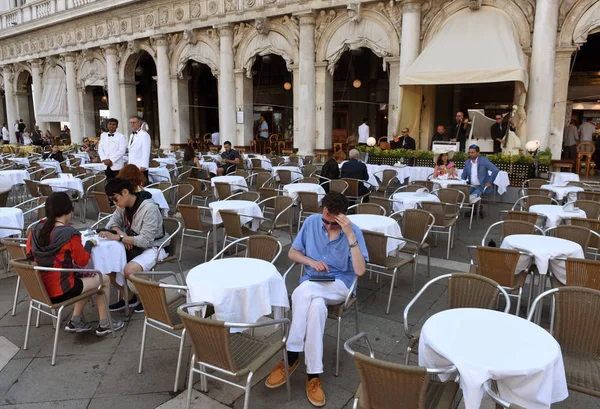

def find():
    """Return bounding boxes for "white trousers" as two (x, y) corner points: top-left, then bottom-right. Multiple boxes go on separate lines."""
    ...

(287, 279), (348, 374)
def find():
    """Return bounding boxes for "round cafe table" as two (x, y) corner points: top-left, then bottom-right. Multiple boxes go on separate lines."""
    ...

(0, 169), (30, 185)
(40, 177), (84, 198)
(144, 187), (169, 216)
(148, 166), (171, 183)
(272, 166), (302, 182)
(529, 204), (586, 229)
(0, 207), (24, 238)
(80, 163), (108, 173)
(549, 172), (579, 187)
(38, 160), (62, 174)
(390, 192), (439, 213)
(7, 157), (30, 167)
(540, 184), (583, 202)
(199, 160), (218, 175)
(72, 152), (90, 165)
(409, 167), (434, 182)
(210, 175), (248, 199)
(282, 183), (325, 205)
(80, 233), (127, 286)
(208, 199), (263, 251)
(419, 308), (568, 409)
(432, 178), (466, 189)
(347, 214), (404, 253)
(186, 257), (289, 327)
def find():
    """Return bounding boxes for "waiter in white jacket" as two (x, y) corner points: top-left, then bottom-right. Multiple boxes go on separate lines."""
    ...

(127, 116), (151, 181)
(98, 118), (127, 179)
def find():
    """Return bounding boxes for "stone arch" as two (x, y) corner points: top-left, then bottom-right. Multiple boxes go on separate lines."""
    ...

(235, 19), (299, 78)
(560, 0), (600, 46)
(12, 63), (32, 91)
(422, 0), (531, 50)
(76, 50), (107, 88)
(315, 8), (400, 75)
(170, 32), (220, 77)
(118, 41), (158, 82)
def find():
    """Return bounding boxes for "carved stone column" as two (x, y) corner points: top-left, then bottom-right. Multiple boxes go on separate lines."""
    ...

(398, 1), (422, 136)
(216, 25), (237, 146)
(296, 12), (317, 155)
(550, 47), (577, 158)
(235, 68), (253, 147)
(3, 66), (18, 143)
(315, 63), (333, 150)
(387, 57), (400, 138)
(172, 75), (190, 145)
(80, 86), (96, 138)
(526, 0), (559, 155)
(64, 53), (83, 144)
(153, 35), (175, 149)
(103, 45), (123, 128)
(30, 60), (47, 131)
(119, 80), (137, 133)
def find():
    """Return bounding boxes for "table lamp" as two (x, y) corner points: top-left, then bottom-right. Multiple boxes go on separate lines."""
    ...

(367, 137), (376, 147)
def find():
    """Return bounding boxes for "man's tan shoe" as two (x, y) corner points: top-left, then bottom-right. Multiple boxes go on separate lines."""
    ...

(265, 359), (299, 388)
(306, 376), (326, 407)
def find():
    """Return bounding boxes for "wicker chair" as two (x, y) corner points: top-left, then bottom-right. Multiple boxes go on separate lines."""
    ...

(345, 332), (460, 409)
(271, 156), (284, 166)
(1, 237), (27, 316)
(151, 217), (184, 282)
(187, 178), (213, 206)
(411, 180), (435, 191)
(573, 199), (600, 219)
(25, 179), (40, 198)
(277, 169), (302, 186)
(483, 380), (526, 409)
(250, 158), (265, 171)
(522, 178), (549, 189)
(418, 201), (459, 259)
(178, 302), (291, 409)
(129, 272), (188, 392)
(302, 165), (318, 178)
(304, 155), (314, 165)
(211, 235), (282, 263)
(224, 191), (261, 202)
(362, 230), (423, 313)
(177, 204), (214, 263)
(576, 190), (600, 201)
(214, 182), (247, 200)
(511, 195), (559, 211)
(454, 184), (482, 230)
(545, 224), (596, 254)
(373, 169), (400, 197)
(570, 217), (600, 257)
(527, 287), (600, 398)
(38, 183), (54, 197)
(342, 178), (372, 203)
(297, 191), (321, 232)
(348, 203), (386, 215)
(391, 209), (434, 278)
(91, 191), (115, 220)
(257, 195), (294, 241)
(10, 259), (115, 366)
(300, 176), (320, 184)
(219, 209), (272, 249)
(558, 257), (600, 290)
(481, 220), (544, 246)
(161, 183), (194, 214)
(404, 273), (510, 364)
(393, 184), (430, 194)
(320, 179), (349, 195)
(505, 210), (542, 225)
(283, 262), (358, 377)
(432, 188), (465, 207)
(369, 196), (393, 216)
(254, 171), (275, 190)
(518, 187), (554, 198)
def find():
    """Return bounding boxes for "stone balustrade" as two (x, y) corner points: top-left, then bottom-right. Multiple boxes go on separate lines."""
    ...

(0, 0), (98, 30)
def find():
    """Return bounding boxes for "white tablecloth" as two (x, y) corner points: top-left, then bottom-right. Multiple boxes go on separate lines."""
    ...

(409, 167), (434, 182)
(347, 214), (404, 253)
(540, 184), (583, 202)
(432, 178), (466, 189)
(7, 157), (29, 167)
(80, 163), (107, 173)
(210, 175), (248, 199)
(201, 153), (222, 163)
(38, 160), (62, 174)
(0, 170), (30, 185)
(500, 234), (584, 283)
(199, 161), (218, 175)
(550, 172), (579, 187)
(529, 204), (587, 229)
(73, 152), (90, 164)
(419, 308), (568, 409)
(272, 166), (302, 182)
(282, 183), (325, 205)
(209, 200), (263, 229)
(456, 169), (510, 195)
(80, 233), (127, 286)
(148, 166), (171, 183)
(154, 157), (177, 166)
(41, 177), (85, 198)
(246, 157), (273, 170)
(281, 156), (304, 167)
(390, 192), (440, 213)
(0, 207), (24, 238)
(145, 188), (169, 216)
(186, 258), (289, 325)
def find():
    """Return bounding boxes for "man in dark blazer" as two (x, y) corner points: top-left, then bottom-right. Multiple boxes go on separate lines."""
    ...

(461, 144), (499, 218)
(490, 114), (516, 153)
(341, 149), (370, 202)
(449, 111), (468, 151)
(398, 128), (416, 150)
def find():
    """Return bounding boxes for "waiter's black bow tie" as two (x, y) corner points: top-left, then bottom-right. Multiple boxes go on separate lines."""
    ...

(108, 134), (114, 137)
(132, 131), (137, 135)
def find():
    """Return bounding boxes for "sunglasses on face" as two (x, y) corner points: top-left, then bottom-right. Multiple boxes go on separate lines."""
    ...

(322, 218), (339, 227)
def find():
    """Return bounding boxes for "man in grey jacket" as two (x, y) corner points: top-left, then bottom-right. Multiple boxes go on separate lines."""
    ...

(99, 178), (168, 313)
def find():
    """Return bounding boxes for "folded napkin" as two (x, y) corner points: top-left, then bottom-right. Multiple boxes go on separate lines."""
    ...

(563, 202), (574, 211)
(416, 188), (427, 194)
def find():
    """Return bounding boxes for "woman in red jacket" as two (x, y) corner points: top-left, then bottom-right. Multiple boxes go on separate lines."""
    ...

(27, 192), (124, 336)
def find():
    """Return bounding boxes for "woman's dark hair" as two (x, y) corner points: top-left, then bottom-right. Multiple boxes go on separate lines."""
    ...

(117, 164), (146, 189)
(436, 153), (448, 166)
(105, 178), (134, 197)
(183, 146), (196, 161)
(37, 193), (74, 247)
(321, 192), (349, 215)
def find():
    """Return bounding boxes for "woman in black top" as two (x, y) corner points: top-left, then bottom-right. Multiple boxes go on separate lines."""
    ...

(42, 145), (65, 162)
(320, 150), (346, 191)
(182, 145), (204, 178)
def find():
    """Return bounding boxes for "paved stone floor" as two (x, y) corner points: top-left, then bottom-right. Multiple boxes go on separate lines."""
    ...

(0, 189), (598, 408)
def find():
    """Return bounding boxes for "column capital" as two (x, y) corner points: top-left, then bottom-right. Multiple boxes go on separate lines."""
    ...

(294, 10), (316, 25)
(151, 35), (169, 47)
(63, 53), (77, 63)
(102, 44), (119, 56)
(29, 59), (44, 68)
(402, 1), (422, 13)
(214, 24), (233, 37)
(556, 46), (577, 57)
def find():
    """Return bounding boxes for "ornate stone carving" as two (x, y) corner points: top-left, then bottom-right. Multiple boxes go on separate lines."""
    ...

(40, 38), (46, 50)
(255, 17), (270, 35)
(183, 29), (197, 45)
(45, 56), (57, 68)
(347, 2), (361, 23)
(518, 1), (535, 27)
(56, 34), (64, 47)
(23, 43), (29, 53)
(159, 9), (169, 25)
(174, 8), (184, 21)
(120, 19), (129, 33)
(145, 14), (155, 27)
(264, 0), (276, 4)
(66, 31), (73, 44)
(315, 10), (336, 44)
(107, 19), (117, 36)
(206, 28), (220, 47)
(85, 26), (94, 41)
(128, 40), (140, 54)
(31, 39), (38, 53)
(96, 24), (105, 38)
(245, 0), (256, 8)
(233, 22), (252, 52)
(207, 1), (218, 15)
(133, 16), (142, 31)
(559, 0), (578, 28)
(468, 0), (482, 11)
(421, 0), (453, 35)
(78, 56), (106, 88)
(280, 15), (299, 45)
(167, 32), (182, 58)
(191, 3), (201, 18)
(377, 1), (401, 35)
(76, 28), (84, 43)
(225, 0), (237, 13)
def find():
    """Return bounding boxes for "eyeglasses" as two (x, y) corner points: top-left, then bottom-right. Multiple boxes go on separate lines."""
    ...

(322, 218), (339, 227)
(401, 131), (408, 133)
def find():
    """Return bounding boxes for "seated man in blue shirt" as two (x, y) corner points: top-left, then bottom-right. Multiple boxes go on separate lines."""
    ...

(265, 192), (368, 407)
(460, 144), (499, 218)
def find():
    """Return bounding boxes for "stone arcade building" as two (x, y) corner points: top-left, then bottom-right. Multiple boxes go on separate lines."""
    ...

(0, 0), (599, 158)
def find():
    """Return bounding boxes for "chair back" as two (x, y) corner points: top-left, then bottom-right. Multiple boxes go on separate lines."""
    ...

(548, 225), (591, 253)
(501, 220), (537, 238)
(162, 217), (181, 257)
(576, 190), (600, 201)
(412, 180), (434, 191)
(247, 235), (281, 263)
(447, 273), (501, 310)
(507, 211), (538, 225)
(418, 202), (447, 227)
(0, 189), (9, 207)
(1, 238), (27, 260)
(178, 204), (206, 231)
(176, 183), (194, 205)
(10, 259), (53, 306)
(520, 188), (553, 198)
(259, 187), (279, 202)
(475, 246), (521, 287)
(514, 195), (553, 210)
(362, 230), (388, 267)
(350, 203), (386, 215)
(523, 178), (549, 189)
(129, 274), (180, 327)
(553, 287), (600, 357)
(177, 308), (238, 372)
(214, 182), (232, 200)
(434, 188), (462, 205)
(400, 209), (434, 245)
(304, 155), (314, 165)
(231, 170), (250, 179)
(303, 165), (317, 178)
(277, 169), (293, 185)
(369, 196), (392, 216)
(91, 191), (114, 215)
(377, 170), (398, 187)
(565, 258), (600, 290)
(272, 196), (293, 228)
(577, 141), (595, 155)
(219, 210), (244, 239)
(342, 178), (361, 198)
(402, 184), (429, 193)
(271, 157), (284, 166)
(302, 177), (320, 184)
(353, 351), (430, 409)
(570, 217), (600, 250)
(188, 178), (211, 198)
(329, 179), (349, 194)
(38, 184), (54, 197)
(255, 171), (274, 189)
(229, 191), (260, 202)
(574, 200), (600, 219)
(251, 158), (263, 169)
(298, 191), (320, 213)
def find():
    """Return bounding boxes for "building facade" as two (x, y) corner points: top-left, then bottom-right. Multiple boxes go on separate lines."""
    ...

(0, 0), (599, 158)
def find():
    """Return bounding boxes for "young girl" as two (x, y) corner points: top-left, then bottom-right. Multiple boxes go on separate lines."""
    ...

(433, 152), (458, 178)
(27, 192), (124, 335)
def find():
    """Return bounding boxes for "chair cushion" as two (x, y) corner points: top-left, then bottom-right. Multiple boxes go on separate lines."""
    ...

(563, 352), (600, 397)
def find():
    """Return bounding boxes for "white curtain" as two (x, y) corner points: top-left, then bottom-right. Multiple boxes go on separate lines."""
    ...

(37, 65), (69, 122)
(400, 7), (528, 89)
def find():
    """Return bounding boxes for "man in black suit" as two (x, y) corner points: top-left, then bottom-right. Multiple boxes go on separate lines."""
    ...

(449, 111), (468, 151)
(490, 114), (515, 153)
(430, 125), (447, 149)
(341, 149), (370, 202)
(398, 128), (416, 150)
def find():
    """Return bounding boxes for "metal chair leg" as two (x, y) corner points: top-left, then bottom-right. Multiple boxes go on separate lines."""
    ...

(243, 373), (254, 409)
(186, 357), (195, 409)
(179, 232), (185, 262)
(51, 306), (64, 366)
(174, 328), (186, 392)
(335, 317), (342, 376)
(11, 275), (20, 316)
(138, 317), (148, 374)
(24, 300), (33, 350)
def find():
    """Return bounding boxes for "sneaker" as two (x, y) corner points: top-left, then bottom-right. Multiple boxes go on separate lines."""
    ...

(96, 319), (125, 336)
(265, 359), (300, 389)
(134, 302), (144, 313)
(64, 320), (92, 333)
(109, 295), (138, 312)
(306, 376), (326, 407)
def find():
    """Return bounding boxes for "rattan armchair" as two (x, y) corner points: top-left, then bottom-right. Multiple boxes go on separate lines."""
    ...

(224, 191), (261, 202)
(302, 164), (318, 178)
(373, 169), (400, 197)
(522, 178), (549, 189)
(161, 183), (194, 214)
(501, 210), (544, 226)
(392, 184), (430, 194)
(511, 195), (559, 211)
(91, 191), (115, 220)
(545, 225), (598, 256)
(412, 180), (435, 191)
(348, 203), (386, 215)
(253, 171), (275, 190)
(391, 209), (434, 277)
(299, 176), (320, 184)
(345, 332), (460, 409)
(211, 235), (282, 263)
(297, 191), (321, 232)
(320, 179), (349, 195)
(483, 380), (526, 409)
(342, 178), (373, 203)
(550, 257), (600, 290)
(177, 204), (214, 263)
(481, 220), (545, 246)
(277, 169), (303, 186)
(187, 178), (213, 206)
(10, 259), (116, 365)
(454, 184), (482, 230)
(518, 187), (554, 199)
(129, 271), (188, 392)
(1, 236), (27, 316)
(404, 273), (510, 365)
(418, 201), (459, 259)
(219, 209), (273, 250)
(576, 190), (600, 201)
(570, 217), (600, 257)
(527, 287), (600, 398)
(214, 181), (248, 200)
(151, 217), (184, 281)
(256, 195), (294, 241)
(571, 199), (600, 219)
(178, 302), (291, 409)
(368, 196), (393, 216)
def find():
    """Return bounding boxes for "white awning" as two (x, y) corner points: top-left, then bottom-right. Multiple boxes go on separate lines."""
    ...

(400, 7), (528, 89)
